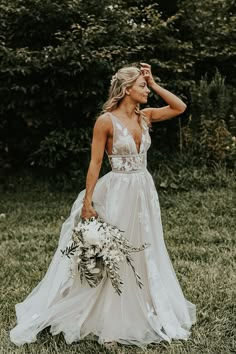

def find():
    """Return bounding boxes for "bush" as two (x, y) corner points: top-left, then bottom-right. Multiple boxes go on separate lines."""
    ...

(0, 0), (235, 173)
(181, 71), (236, 166)
(0, 0), (183, 170)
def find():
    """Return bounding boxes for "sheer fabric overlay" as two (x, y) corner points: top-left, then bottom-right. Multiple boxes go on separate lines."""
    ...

(10, 113), (196, 347)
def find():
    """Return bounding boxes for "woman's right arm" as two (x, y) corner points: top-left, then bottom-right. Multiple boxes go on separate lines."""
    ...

(81, 114), (110, 220)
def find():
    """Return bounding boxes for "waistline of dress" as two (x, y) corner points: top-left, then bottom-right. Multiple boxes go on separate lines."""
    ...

(111, 169), (146, 174)
(107, 153), (147, 173)
(107, 153), (146, 158)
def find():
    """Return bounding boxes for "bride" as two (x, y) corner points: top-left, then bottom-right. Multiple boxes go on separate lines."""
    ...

(10, 63), (196, 348)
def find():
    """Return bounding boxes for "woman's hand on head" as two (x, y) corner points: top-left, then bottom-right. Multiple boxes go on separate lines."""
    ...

(140, 63), (155, 87)
(81, 202), (98, 220)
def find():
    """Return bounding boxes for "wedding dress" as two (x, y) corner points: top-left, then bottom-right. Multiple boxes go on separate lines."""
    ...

(10, 112), (196, 347)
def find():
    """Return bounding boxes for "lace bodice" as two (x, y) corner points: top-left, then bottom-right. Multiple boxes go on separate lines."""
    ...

(107, 113), (151, 172)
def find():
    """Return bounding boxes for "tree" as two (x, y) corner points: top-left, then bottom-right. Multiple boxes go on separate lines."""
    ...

(177, 0), (236, 86)
(0, 0), (235, 173)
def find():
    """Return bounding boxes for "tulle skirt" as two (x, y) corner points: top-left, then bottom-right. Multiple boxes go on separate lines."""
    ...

(10, 169), (196, 347)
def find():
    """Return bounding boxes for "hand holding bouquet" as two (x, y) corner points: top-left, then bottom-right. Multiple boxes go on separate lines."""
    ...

(61, 216), (150, 295)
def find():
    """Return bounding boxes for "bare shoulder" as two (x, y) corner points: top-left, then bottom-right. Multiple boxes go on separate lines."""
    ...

(96, 112), (112, 127)
(93, 112), (112, 136)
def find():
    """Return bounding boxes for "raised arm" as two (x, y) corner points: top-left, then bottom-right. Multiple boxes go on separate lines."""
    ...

(140, 63), (187, 122)
(81, 114), (110, 219)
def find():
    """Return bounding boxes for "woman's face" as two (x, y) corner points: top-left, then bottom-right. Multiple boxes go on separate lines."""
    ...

(128, 75), (150, 104)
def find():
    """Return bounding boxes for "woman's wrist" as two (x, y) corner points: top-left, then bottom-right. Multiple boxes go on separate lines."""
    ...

(83, 196), (92, 206)
(149, 81), (160, 91)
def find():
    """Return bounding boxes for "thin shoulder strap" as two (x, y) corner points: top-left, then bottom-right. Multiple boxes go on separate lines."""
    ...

(107, 112), (121, 154)
(108, 112), (118, 139)
(108, 112), (116, 124)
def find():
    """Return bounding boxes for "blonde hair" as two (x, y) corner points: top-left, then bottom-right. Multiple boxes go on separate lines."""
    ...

(102, 66), (150, 127)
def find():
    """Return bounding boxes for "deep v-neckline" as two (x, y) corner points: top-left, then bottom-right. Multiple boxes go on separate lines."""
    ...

(111, 113), (143, 154)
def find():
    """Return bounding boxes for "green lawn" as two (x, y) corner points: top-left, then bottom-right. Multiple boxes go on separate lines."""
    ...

(0, 175), (235, 354)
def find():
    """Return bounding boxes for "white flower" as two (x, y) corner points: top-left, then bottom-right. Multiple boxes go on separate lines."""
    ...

(85, 248), (96, 257)
(87, 260), (96, 270)
(99, 232), (106, 242)
(83, 230), (101, 246)
(90, 268), (101, 274)
(109, 249), (121, 258)
(100, 250), (109, 260)
(88, 219), (99, 229)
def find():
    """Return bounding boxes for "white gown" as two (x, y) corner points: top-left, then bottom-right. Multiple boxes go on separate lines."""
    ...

(10, 113), (196, 347)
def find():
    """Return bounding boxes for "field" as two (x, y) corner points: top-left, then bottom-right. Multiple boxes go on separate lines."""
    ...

(0, 171), (235, 354)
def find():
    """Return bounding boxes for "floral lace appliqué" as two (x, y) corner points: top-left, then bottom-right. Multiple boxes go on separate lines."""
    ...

(109, 154), (146, 172)
(150, 191), (159, 209)
(138, 209), (149, 233)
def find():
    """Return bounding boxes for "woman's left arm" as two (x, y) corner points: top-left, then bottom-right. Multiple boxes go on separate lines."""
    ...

(140, 63), (187, 122)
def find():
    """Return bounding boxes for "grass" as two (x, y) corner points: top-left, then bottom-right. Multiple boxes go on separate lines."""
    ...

(0, 170), (235, 354)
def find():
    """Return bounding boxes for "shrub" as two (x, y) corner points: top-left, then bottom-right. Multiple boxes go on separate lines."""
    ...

(181, 71), (236, 166)
(0, 0), (235, 172)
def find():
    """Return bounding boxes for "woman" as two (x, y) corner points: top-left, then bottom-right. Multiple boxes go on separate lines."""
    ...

(10, 63), (196, 348)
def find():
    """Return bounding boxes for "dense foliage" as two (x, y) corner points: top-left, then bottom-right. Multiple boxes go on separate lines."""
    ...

(0, 0), (235, 174)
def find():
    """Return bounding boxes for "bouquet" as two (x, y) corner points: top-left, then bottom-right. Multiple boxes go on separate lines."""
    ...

(61, 216), (150, 295)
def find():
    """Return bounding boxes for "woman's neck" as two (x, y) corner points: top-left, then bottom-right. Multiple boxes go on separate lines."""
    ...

(115, 100), (138, 120)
